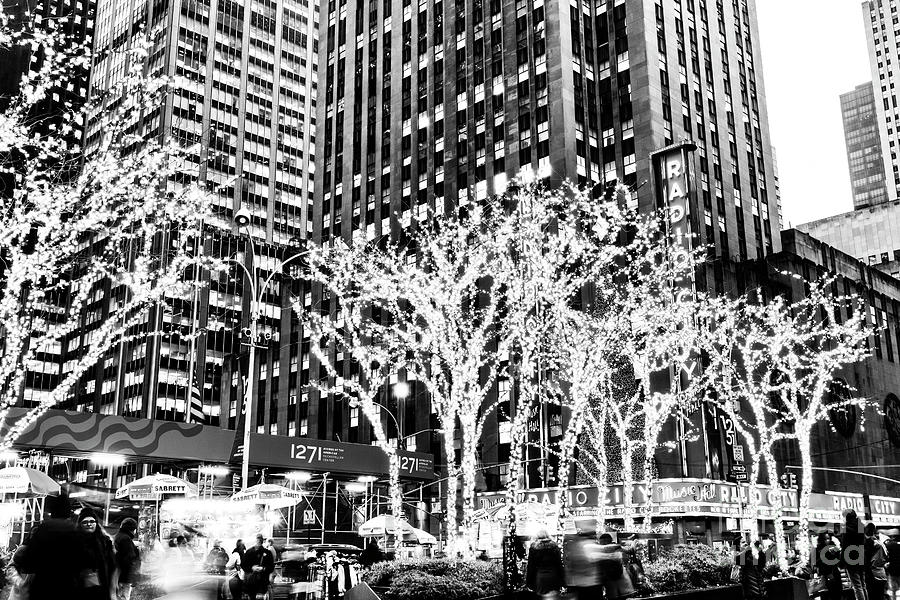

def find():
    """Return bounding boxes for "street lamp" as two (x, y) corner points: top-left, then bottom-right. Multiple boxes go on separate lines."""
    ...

(232, 217), (311, 490)
(90, 453), (126, 525)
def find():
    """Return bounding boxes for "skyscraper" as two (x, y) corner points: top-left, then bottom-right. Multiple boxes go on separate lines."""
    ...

(863, 0), (900, 201)
(66, 0), (320, 434)
(312, 0), (782, 485)
(841, 82), (890, 209)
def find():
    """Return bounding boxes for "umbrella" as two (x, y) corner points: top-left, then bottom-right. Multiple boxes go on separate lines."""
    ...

(0, 467), (60, 497)
(230, 484), (303, 509)
(401, 526), (437, 546)
(358, 514), (413, 537)
(115, 474), (198, 501)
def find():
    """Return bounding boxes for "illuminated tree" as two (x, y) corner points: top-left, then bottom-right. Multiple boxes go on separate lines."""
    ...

(0, 15), (216, 446)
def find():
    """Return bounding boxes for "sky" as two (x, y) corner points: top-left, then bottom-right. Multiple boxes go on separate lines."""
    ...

(755, 0), (873, 228)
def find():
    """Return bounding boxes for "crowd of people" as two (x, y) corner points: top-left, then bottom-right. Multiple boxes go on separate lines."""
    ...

(9, 496), (141, 600)
(524, 529), (645, 600)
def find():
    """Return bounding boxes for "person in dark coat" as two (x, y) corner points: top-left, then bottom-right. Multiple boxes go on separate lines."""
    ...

(525, 529), (564, 600)
(864, 522), (888, 600)
(77, 506), (117, 600)
(114, 518), (141, 600)
(596, 533), (636, 600)
(243, 533), (275, 599)
(841, 509), (868, 600)
(359, 540), (385, 567)
(16, 493), (86, 600)
(736, 539), (767, 600)
(813, 533), (842, 600)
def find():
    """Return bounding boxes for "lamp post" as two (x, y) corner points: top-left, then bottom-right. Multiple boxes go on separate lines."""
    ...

(90, 453), (126, 526)
(232, 210), (310, 490)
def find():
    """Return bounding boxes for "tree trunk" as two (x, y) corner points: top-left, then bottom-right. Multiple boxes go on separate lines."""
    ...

(556, 391), (588, 537)
(596, 420), (609, 533)
(762, 449), (789, 573)
(748, 452), (762, 543)
(506, 408), (529, 538)
(621, 435), (635, 531)
(796, 428), (814, 565)
(442, 428), (460, 556)
(460, 432), (478, 557)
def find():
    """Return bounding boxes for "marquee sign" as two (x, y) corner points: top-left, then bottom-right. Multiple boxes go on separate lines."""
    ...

(476, 478), (799, 519)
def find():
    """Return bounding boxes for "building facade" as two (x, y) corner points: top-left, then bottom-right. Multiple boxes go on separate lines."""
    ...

(65, 0), (320, 438)
(796, 200), (900, 279)
(863, 0), (900, 201)
(841, 82), (890, 209)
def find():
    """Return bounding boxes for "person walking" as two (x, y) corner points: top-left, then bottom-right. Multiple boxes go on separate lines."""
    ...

(885, 529), (900, 600)
(76, 507), (117, 600)
(113, 518), (141, 600)
(812, 533), (842, 600)
(842, 509), (869, 600)
(525, 529), (564, 600)
(864, 523), (888, 600)
(204, 539), (230, 575)
(243, 534), (275, 600)
(596, 533), (636, 600)
(15, 493), (85, 600)
(736, 539), (767, 600)
(225, 539), (246, 600)
(564, 530), (602, 600)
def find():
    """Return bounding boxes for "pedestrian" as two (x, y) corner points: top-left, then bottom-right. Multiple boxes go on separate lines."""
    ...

(864, 522), (888, 600)
(359, 540), (385, 567)
(15, 493), (86, 600)
(841, 509), (869, 600)
(265, 538), (280, 563)
(596, 533), (636, 600)
(811, 533), (842, 600)
(243, 534), (275, 600)
(205, 539), (229, 575)
(525, 529), (564, 600)
(736, 539), (767, 600)
(225, 539), (246, 600)
(564, 530), (602, 600)
(885, 529), (900, 600)
(113, 518), (141, 600)
(76, 507), (117, 600)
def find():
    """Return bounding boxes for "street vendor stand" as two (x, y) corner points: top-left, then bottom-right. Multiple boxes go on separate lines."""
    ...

(0, 466), (60, 546)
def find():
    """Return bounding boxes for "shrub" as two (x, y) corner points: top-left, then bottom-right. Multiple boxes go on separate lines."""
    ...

(362, 559), (502, 600)
(642, 544), (732, 595)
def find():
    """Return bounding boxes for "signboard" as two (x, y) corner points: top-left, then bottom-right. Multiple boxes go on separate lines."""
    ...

(303, 509), (317, 525)
(248, 433), (435, 480)
(807, 491), (866, 523)
(869, 495), (900, 526)
(476, 478), (799, 520)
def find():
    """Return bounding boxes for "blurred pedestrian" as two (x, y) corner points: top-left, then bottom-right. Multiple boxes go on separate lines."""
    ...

(225, 539), (246, 600)
(736, 539), (767, 600)
(886, 529), (900, 600)
(812, 532), (842, 600)
(596, 533), (636, 600)
(114, 518), (141, 600)
(265, 538), (280, 563)
(16, 493), (85, 600)
(565, 530), (601, 599)
(243, 534), (275, 599)
(864, 523), (887, 600)
(359, 540), (385, 567)
(841, 509), (868, 600)
(204, 539), (229, 575)
(76, 507), (116, 600)
(525, 529), (563, 600)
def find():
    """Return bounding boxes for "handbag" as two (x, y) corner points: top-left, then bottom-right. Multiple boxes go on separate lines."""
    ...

(9, 573), (33, 600)
(730, 564), (741, 583)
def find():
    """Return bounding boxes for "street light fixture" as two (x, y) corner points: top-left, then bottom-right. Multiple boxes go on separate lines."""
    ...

(286, 471), (312, 483)
(232, 217), (311, 490)
(90, 453), (126, 526)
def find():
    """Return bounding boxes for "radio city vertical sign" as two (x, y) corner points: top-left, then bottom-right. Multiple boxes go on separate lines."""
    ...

(651, 140), (698, 301)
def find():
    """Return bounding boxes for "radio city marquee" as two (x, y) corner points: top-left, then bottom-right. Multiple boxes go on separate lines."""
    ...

(477, 478), (798, 519)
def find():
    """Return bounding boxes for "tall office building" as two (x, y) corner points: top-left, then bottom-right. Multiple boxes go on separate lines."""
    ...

(864, 0), (900, 201)
(312, 0), (782, 485)
(841, 82), (890, 209)
(65, 0), (320, 434)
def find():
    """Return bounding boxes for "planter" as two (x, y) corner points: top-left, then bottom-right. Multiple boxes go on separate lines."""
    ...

(641, 584), (744, 600)
(765, 577), (809, 600)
